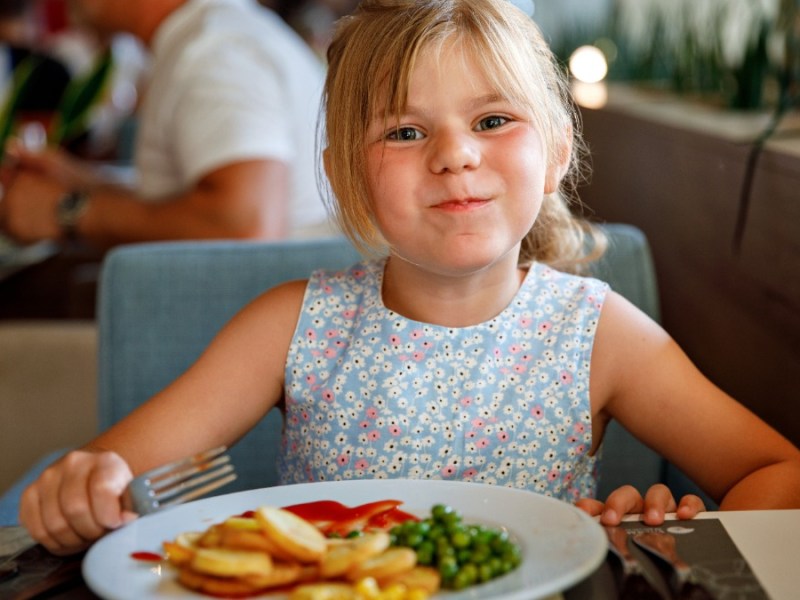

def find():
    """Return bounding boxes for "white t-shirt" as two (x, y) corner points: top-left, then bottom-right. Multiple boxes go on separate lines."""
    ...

(134, 0), (331, 236)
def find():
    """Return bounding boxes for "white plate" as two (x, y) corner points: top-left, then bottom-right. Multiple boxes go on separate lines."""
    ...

(83, 479), (605, 600)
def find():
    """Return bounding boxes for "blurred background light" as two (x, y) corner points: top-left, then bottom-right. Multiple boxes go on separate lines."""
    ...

(571, 81), (608, 109)
(569, 45), (608, 83)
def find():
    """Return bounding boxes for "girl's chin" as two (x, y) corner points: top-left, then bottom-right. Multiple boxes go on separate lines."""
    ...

(391, 244), (520, 276)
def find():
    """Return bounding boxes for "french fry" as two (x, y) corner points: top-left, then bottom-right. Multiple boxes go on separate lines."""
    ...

(255, 505), (328, 563)
(178, 566), (270, 597)
(191, 547), (273, 577)
(289, 582), (360, 600)
(346, 547), (417, 581)
(378, 566), (442, 595)
(162, 540), (195, 567)
(320, 531), (391, 578)
(162, 501), (440, 599)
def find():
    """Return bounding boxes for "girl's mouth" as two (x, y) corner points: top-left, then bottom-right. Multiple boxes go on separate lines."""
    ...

(432, 198), (489, 211)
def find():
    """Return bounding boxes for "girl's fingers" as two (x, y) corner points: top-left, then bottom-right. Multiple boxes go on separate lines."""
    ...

(18, 484), (59, 553)
(35, 461), (90, 553)
(641, 483), (677, 525)
(19, 450), (134, 555)
(575, 486), (706, 530)
(575, 497), (605, 517)
(59, 461), (109, 543)
(600, 485), (644, 525)
(88, 452), (135, 530)
(675, 494), (706, 519)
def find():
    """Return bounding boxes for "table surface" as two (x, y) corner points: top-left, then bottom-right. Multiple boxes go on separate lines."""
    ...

(2, 509), (798, 599)
(694, 509), (800, 600)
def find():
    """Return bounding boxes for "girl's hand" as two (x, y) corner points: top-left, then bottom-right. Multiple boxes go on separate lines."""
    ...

(576, 483), (706, 526)
(19, 449), (137, 556)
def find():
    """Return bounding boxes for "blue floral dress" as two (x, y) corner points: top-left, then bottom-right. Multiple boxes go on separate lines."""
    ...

(278, 259), (609, 502)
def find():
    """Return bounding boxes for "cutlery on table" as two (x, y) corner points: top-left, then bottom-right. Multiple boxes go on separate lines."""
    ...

(604, 526), (668, 599)
(124, 445), (237, 515)
(0, 446), (236, 593)
(633, 531), (715, 600)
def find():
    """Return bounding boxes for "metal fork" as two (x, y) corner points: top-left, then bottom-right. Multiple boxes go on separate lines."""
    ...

(123, 446), (237, 515)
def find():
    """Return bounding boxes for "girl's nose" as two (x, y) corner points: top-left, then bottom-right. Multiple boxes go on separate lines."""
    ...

(428, 130), (481, 174)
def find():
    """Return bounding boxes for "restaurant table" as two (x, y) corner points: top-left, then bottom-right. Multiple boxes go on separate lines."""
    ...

(1, 509), (798, 599)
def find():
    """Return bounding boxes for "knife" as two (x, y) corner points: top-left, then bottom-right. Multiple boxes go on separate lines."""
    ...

(0, 543), (35, 584)
(632, 531), (715, 599)
(604, 526), (669, 599)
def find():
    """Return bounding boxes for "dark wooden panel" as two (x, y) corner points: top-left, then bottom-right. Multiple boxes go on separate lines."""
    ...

(579, 100), (800, 447)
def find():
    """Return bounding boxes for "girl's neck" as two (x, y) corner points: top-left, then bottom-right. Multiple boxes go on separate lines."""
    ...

(380, 254), (528, 327)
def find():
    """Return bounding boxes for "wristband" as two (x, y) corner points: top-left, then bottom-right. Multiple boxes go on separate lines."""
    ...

(56, 190), (90, 240)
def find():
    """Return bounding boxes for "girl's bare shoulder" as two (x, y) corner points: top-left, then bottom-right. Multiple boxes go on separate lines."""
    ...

(218, 279), (310, 340)
(247, 279), (310, 320)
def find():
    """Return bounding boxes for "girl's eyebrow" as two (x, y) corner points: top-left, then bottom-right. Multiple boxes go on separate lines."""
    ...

(399, 93), (508, 120)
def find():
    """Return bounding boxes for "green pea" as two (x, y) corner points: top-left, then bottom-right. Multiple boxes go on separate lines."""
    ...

(471, 542), (491, 563)
(450, 529), (471, 549)
(452, 568), (475, 590)
(416, 540), (435, 566)
(431, 504), (452, 521)
(438, 555), (459, 580)
(428, 524), (446, 541)
(404, 531), (424, 548)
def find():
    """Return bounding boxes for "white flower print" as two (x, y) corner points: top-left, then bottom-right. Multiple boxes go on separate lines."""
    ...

(280, 260), (606, 502)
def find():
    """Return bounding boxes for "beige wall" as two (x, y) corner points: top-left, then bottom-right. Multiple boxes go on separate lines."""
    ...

(0, 321), (98, 494)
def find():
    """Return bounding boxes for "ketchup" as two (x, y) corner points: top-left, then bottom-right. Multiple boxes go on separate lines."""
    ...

(282, 499), (418, 536)
(130, 551), (163, 562)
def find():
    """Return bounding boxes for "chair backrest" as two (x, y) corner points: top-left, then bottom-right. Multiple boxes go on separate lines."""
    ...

(98, 237), (362, 493)
(587, 224), (665, 498)
(98, 225), (664, 498)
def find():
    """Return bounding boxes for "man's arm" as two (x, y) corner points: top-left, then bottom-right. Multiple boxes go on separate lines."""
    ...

(1, 158), (290, 246)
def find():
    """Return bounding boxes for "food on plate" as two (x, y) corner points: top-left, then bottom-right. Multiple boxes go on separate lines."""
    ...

(283, 500), (417, 537)
(160, 504), (440, 599)
(191, 547), (273, 577)
(255, 506), (328, 563)
(390, 503), (522, 590)
(157, 500), (520, 597)
(319, 531), (391, 578)
(346, 547), (417, 581)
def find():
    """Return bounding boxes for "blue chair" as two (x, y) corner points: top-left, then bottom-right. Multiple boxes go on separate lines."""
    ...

(1, 226), (693, 524)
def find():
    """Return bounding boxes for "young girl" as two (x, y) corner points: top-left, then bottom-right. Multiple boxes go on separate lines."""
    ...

(21, 0), (800, 556)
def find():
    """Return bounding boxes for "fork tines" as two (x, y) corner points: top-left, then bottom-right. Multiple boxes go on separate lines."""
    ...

(131, 446), (237, 514)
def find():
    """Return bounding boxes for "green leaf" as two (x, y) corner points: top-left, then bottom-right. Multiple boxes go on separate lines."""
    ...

(0, 55), (42, 161)
(48, 48), (114, 146)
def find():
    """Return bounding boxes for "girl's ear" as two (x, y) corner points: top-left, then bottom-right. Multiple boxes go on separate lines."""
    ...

(544, 129), (572, 194)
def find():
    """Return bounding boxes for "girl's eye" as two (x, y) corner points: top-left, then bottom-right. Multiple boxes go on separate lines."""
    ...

(475, 115), (508, 131)
(385, 127), (424, 141)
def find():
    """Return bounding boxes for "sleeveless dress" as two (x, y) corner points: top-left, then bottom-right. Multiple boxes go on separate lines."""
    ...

(278, 259), (609, 502)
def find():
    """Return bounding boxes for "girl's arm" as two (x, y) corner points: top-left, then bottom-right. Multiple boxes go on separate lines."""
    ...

(581, 291), (800, 523)
(19, 280), (308, 555)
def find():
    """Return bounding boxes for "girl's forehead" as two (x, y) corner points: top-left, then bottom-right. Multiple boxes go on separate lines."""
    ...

(370, 39), (506, 113)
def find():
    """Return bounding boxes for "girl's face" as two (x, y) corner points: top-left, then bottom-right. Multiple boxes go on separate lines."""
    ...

(365, 40), (560, 278)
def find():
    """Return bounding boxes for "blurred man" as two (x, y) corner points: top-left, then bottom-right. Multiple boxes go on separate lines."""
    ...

(0, 0), (333, 248)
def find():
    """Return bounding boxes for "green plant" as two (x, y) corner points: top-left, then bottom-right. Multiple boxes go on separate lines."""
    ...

(48, 49), (114, 146)
(0, 54), (41, 161)
(0, 48), (114, 160)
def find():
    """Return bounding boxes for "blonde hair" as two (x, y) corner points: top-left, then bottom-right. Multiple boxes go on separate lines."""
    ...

(322, 0), (605, 273)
